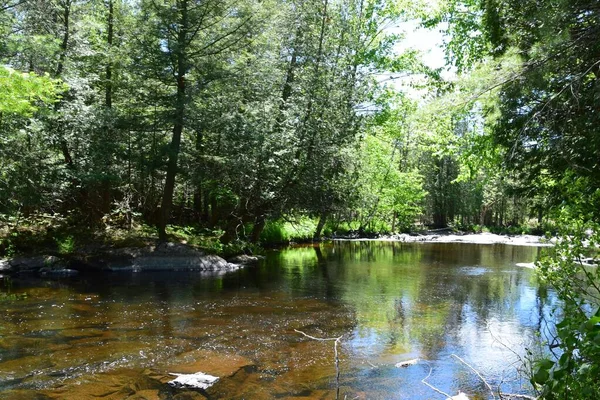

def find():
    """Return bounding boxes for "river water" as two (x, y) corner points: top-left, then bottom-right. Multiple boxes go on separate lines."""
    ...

(0, 241), (556, 399)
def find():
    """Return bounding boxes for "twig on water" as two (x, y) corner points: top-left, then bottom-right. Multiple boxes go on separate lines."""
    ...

(485, 324), (540, 400)
(451, 354), (495, 399)
(294, 329), (344, 399)
(421, 361), (453, 399)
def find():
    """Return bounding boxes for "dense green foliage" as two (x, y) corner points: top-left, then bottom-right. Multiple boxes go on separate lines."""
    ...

(0, 0), (418, 244)
(427, 0), (600, 398)
(1, 0), (564, 252)
(534, 215), (600, 399)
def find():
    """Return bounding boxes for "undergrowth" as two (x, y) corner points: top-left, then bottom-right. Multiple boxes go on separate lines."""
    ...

(260, 217), (317, 245)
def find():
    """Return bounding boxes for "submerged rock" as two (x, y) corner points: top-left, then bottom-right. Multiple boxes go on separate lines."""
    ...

(172, 393), (208, 400)
(0, 390), (53, 400)
(168, 350), (254, 377)
(395, 358), (419, 368)
(168, 372), (219, 390)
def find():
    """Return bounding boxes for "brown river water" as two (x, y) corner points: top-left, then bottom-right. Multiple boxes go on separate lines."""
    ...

(0, 241), (556, 399)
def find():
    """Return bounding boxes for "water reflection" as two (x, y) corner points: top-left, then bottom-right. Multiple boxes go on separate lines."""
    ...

(268, 241), (555, 398)
(0, 241), (555, 399)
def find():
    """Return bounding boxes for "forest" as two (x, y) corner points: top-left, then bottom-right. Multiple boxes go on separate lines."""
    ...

(5, 0), (597, 248)
(1, 0), (600, 398)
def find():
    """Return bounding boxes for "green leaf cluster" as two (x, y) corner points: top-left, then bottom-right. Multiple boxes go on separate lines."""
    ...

(0, 66), (62, 115)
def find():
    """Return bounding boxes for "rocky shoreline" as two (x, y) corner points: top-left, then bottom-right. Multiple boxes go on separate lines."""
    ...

(336, 231), (553, 247)
(0, 242), (261, 278)
(0, 233), (552, 278)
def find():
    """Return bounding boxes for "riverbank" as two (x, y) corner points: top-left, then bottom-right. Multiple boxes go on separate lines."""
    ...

(336, 231), (553, 247)
(0, 224), (552, 277)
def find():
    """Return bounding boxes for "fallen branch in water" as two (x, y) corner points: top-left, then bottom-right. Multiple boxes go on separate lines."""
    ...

(451, 354), (539, 400)
(451, 354), (495, 399)
(294, 329), (344, 399)
(414, 355), (537, 400)
(485, 323), (541, 400)
(421, 361), (453, 399)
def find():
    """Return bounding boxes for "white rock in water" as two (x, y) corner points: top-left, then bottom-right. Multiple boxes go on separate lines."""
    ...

(516, 262), (535, 269)
(168, 372), (219, 389)
(395, 358), (419, 368)
(447, 392), (470, 400)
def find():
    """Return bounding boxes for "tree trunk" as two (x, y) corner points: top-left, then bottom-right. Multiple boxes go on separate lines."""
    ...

(250, 216), (265, 243)
(55, 0), (70, 77)
(105, 0), (113, 109)
(54, 0), (73, 168)
(193, 186), (202, 218)
(313, 210), (328, 240)
(158, 0), (188, 241)
(193, 128), (204, 220)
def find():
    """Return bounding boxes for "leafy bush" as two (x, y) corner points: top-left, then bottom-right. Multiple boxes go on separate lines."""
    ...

(260, 217), (317, 244)
(533, 209), (600, 399)
(260, 220), (289, 244)
(322, 221), (357, 237)
(56, 235), (75, 255)
(165, 226), (226, 254)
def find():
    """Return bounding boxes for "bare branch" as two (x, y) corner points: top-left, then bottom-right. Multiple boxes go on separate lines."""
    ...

(451, 354), (495, 399)
(294, 329), (344, 399)
(1, 0), (27, 11)
(421, 361), (452, 399)
(191, 16), (252, 57)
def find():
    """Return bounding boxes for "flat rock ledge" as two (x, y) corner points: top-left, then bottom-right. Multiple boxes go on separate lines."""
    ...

(76, 242), (242, 273)
(2, 242), (243, 275)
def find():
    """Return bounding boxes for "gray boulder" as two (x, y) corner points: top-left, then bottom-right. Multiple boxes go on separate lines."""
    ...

(7, 255), (62, 274)
(75, 243), (239, 272)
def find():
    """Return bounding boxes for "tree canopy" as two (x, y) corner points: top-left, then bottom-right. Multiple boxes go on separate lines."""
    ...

(0, 0), (598, 239)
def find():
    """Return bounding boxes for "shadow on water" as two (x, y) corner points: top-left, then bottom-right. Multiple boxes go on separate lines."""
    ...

(0, 241), (556, 399)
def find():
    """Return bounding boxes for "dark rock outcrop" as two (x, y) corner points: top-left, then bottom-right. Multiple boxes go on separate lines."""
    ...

(5, 242), (242, 275)
(72, 242), (239, 273)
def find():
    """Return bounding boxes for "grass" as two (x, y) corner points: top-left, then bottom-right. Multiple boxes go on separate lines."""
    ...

(260, 217), (317, 245)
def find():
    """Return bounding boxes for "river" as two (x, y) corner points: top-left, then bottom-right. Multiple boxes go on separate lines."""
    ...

(0, 241), (556, 399)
